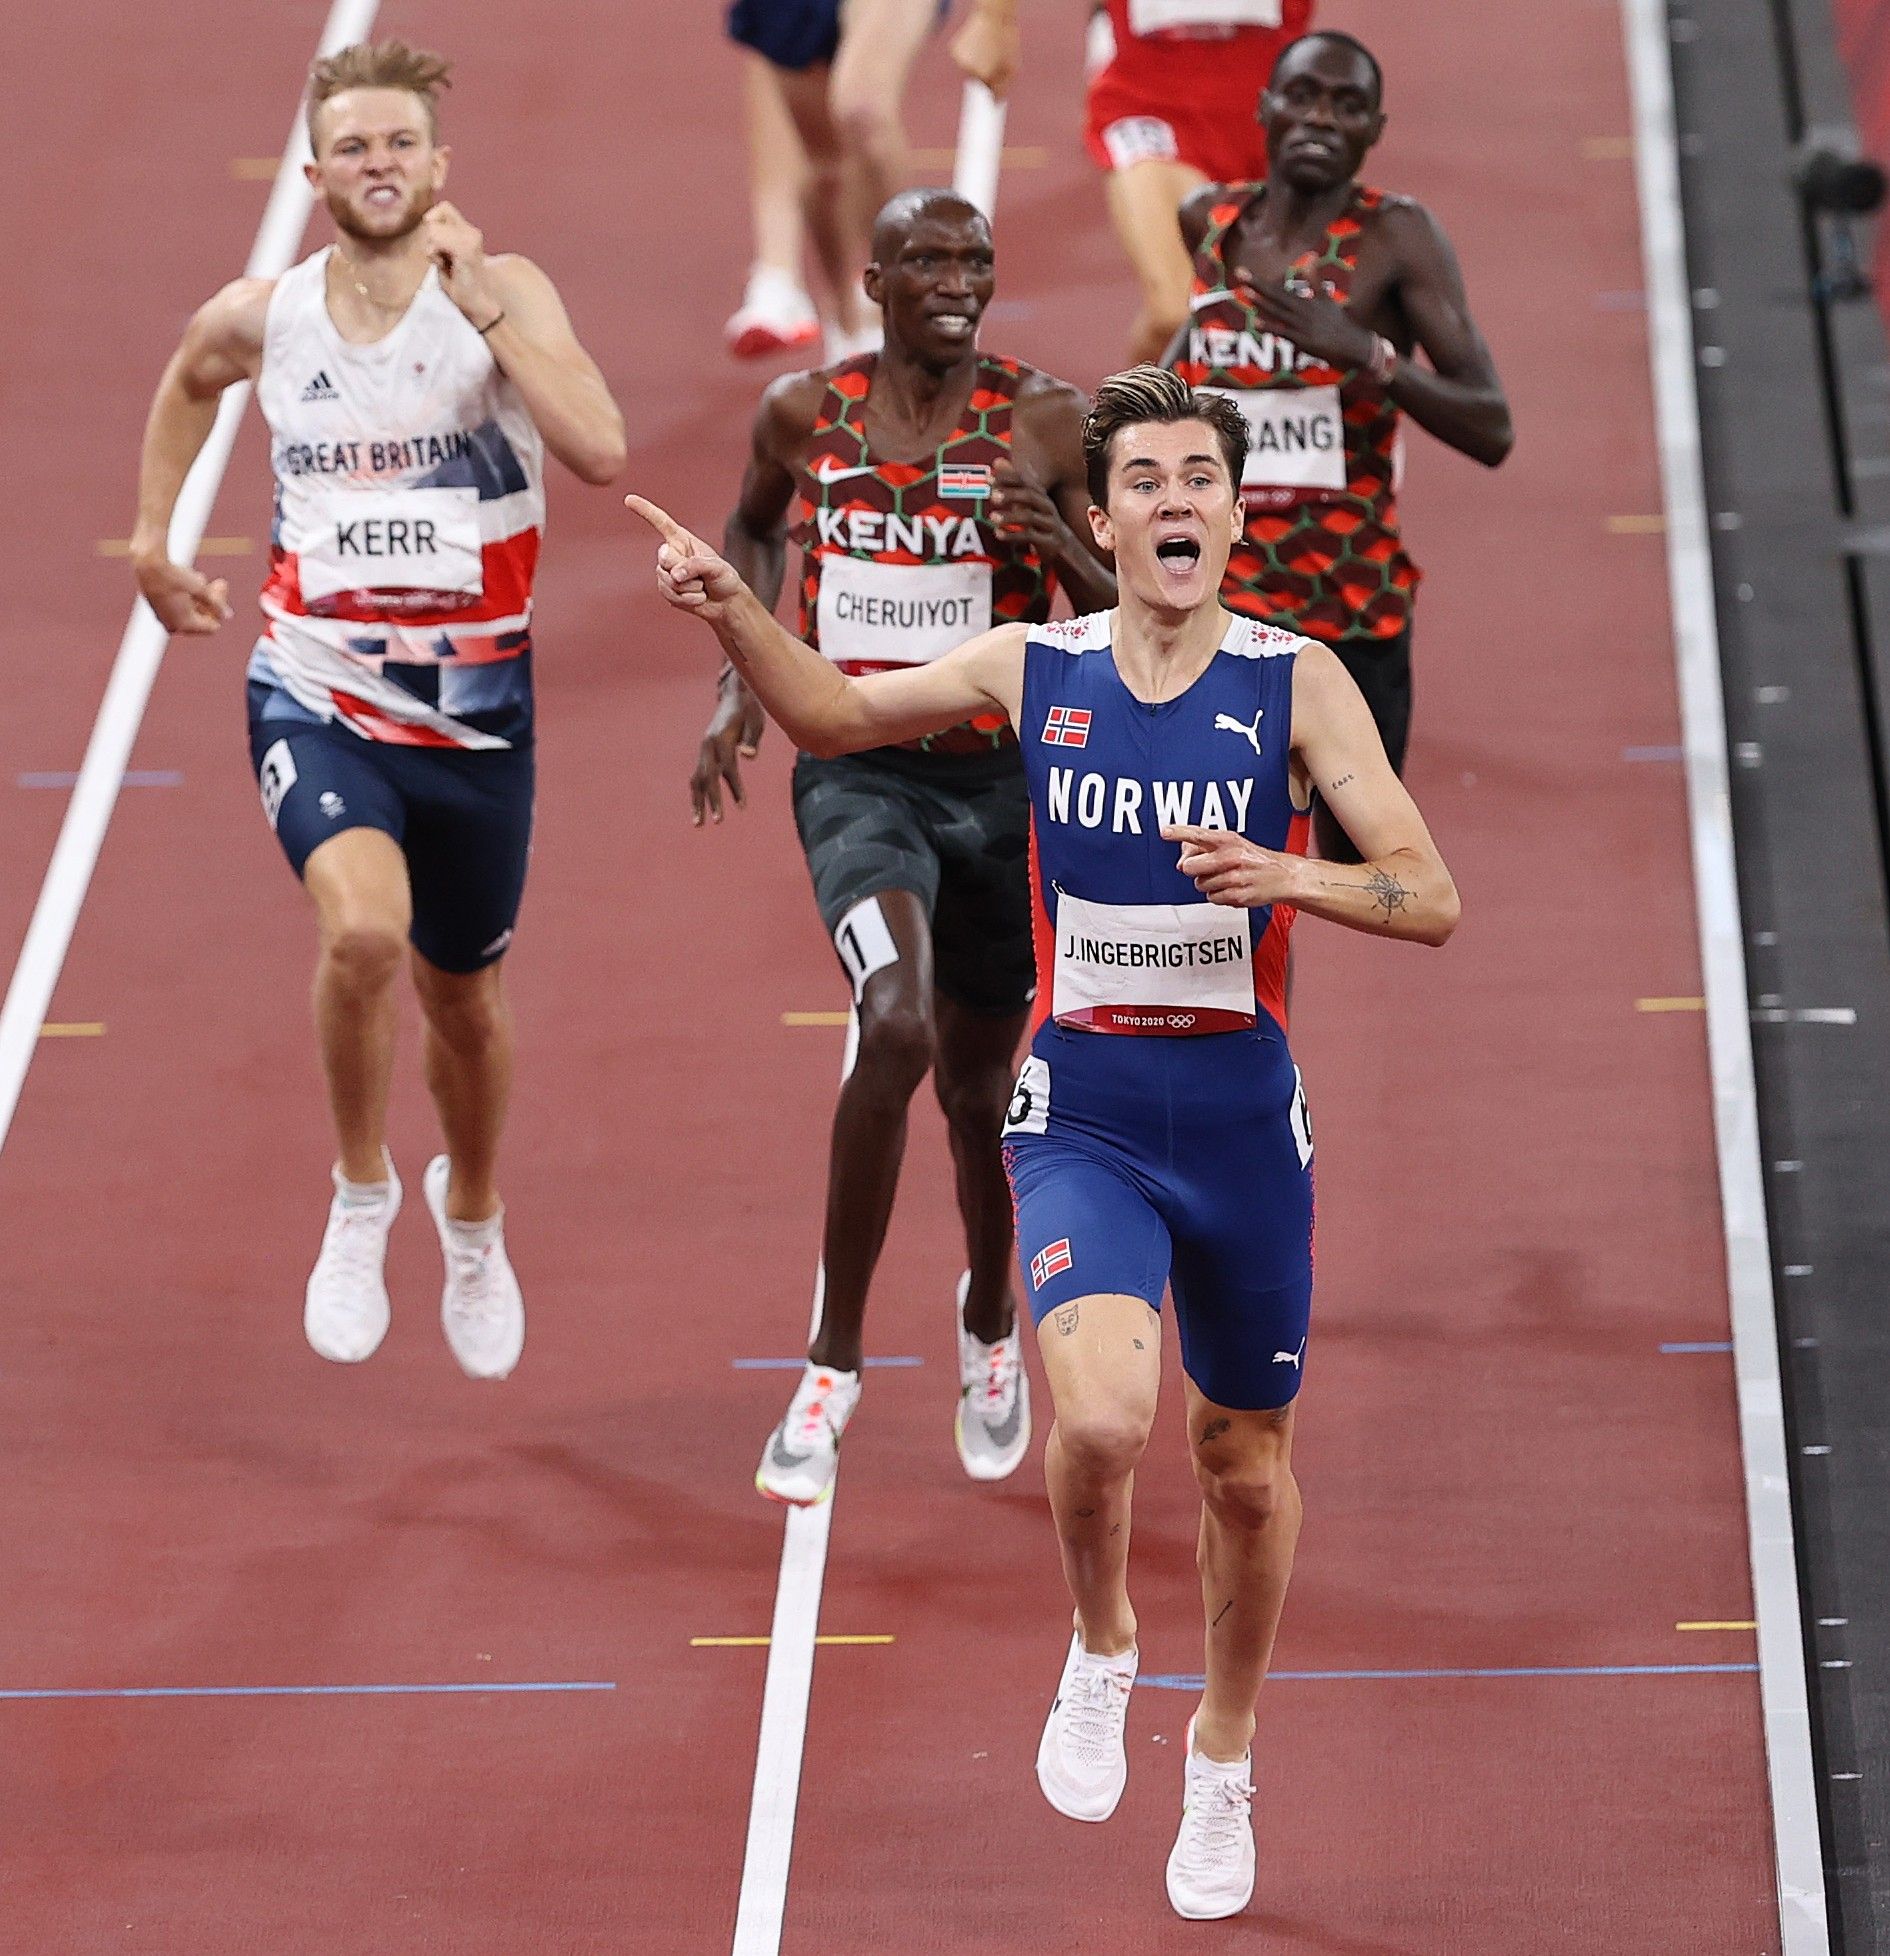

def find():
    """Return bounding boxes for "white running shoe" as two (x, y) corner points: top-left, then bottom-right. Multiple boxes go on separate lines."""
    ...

(1036, 1631), (1137, 1821)
(954, 1271), (1031, 1481)
(725, 268), (820, 360)
(1165, 1715), (1257, 1920)
(755, 1362), (862, 1506)
(304, 1156), (401, 1363)
(423, 1155), (524, 1380)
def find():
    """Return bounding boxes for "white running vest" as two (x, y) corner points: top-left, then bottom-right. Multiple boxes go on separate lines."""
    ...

(249, 248), (546, 749)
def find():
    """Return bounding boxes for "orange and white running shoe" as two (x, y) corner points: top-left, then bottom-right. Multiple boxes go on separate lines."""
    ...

(955, 1271), (1031, 1481)
(304, 1154), (401, 1363)
(725, 268), (820, 360)
(756, 1361), (862, 1505)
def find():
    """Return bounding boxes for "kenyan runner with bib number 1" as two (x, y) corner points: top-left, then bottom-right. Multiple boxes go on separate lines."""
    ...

(1168, 30), (1513, 859)
(690, 188), (1114, 1507)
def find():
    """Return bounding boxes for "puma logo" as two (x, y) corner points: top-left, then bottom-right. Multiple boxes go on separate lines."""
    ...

(1214, 708), (1264, 755)
(1273, 1337), (1306, 1370)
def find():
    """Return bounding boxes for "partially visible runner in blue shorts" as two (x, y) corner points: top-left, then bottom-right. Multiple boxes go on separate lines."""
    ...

(627, 364), (1460, 1922)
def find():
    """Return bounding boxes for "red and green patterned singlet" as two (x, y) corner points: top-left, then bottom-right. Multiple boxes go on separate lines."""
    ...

(790, 353), (1059, 756)
(1170, 184), (1419, 643)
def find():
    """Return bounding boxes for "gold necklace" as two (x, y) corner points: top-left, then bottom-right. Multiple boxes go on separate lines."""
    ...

(335, 251), (409, 311)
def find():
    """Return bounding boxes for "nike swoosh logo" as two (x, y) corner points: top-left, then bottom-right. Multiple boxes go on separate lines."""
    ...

(967, 1387), (1025, 1449)
(811, 464), (880, 483)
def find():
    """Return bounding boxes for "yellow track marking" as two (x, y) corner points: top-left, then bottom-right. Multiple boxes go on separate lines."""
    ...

(1677, 1620), (1757, 1631)
(910, 144), (1048, 169)
(97, 537), (252, 558)
(781, 1011), (851, 1027)
(1583, 136), (1635, 160)
(1637, 996), (1706, 1013)
(1607, 513), (1667, 534)
(230, 157), (280, 179)
(40, 1022), (105, 1038)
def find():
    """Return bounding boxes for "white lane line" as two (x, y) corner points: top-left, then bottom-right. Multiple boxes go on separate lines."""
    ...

(729, 1007), (855, 1956)
(953, 82), (1008, 222)
(0, 0), (382, 1158)
(730, 82), (1012, 1953)
(1620, 2), (1831, 1948)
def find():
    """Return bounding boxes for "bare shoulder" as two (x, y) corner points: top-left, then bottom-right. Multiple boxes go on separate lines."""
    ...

(1288, 637), (1356, 719)
(196, 275), (275, 352)
(753, 366), (828, 458)
(1012, 367), (1090, 455)
(1373, 193), (1457, 266)
(1178, 183), (1225, 252)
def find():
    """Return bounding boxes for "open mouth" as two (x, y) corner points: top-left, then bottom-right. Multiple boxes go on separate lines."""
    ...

(364, 185), (401, 207)
(929, 310), (975, 337)
(1155, 537), (1202, 566)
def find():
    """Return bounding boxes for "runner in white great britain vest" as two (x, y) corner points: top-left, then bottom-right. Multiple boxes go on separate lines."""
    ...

(252, 246), (546, 748)
(129, 43), (624, 1381)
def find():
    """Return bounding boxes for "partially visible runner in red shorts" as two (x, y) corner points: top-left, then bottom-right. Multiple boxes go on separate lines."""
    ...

(953, 0), (1312, 360)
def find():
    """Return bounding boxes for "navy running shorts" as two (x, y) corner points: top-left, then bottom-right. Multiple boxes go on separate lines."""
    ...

(1002, 1020), (1315, 1412)
(248, 709), (534, 975)
(727, 0), (845, 70)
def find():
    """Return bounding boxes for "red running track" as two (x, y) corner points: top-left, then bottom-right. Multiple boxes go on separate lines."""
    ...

(1, 0), (1780, 1950)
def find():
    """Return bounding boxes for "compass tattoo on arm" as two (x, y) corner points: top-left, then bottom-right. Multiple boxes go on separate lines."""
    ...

(1362, 866), (1413, 919)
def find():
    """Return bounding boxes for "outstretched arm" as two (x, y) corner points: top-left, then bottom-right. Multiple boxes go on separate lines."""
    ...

(130, 277), (270, 635)
(1163, 642), (1460, 945)
(629, 495), (1025, 756)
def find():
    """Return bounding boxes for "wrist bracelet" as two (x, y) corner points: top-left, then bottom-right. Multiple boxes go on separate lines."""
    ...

(1366, 334), (1398, 386)
(475, 309), (507, 335)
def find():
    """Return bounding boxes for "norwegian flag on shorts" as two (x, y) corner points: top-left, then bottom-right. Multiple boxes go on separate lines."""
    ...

(1042, 706), (1091, 749)
(1030, 1238), (1074, 1290)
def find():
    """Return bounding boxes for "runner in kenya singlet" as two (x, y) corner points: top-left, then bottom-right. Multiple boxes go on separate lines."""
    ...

(1171, 184), (1417, 644)
(790, 351), (1059, 749)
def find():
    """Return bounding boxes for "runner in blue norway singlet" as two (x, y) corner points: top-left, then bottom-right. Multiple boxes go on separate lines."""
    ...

(1000, 607), (1317, 1412)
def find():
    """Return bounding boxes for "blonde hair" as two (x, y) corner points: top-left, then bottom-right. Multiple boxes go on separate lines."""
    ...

(307, 40), (451, 148)
(1082, 366), (1250, 506)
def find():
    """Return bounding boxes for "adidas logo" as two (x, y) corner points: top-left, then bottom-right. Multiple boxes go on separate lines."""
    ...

(299, 371), (338, 403)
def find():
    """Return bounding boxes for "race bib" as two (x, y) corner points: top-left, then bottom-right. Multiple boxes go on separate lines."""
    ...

(815, 557), (992, 667)
(1128, 0), (1282, 33)
(296, 485), (483, 604)
(1052, 893), (1255, 1035)
(1202, 385), (1347, 494)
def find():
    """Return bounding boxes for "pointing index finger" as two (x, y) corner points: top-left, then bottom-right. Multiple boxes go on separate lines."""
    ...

(624, 493), (692, 547)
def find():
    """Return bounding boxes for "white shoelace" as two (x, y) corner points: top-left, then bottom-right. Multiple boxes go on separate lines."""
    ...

(1176, 1770), (1255, 1868)
(1060, 1662), (1132, 1769)
(322, 1203), (389, 1285)
(445, 1241), (505, 1322)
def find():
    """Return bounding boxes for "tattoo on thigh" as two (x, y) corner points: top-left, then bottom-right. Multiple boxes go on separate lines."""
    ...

(1212, 1599), (1234, 1628)
(1074, 1507), (1095, 1519)
(1198, 1417), (1231, 1446)
(1110, 1523), (1122, 1536)
(1132, 1337), (1146, 1350)
(1053, 1304), (1079, 1336)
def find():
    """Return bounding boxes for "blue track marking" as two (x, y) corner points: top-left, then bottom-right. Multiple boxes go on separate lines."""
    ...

(17, 770), (183, 789)
(0, 1680), (616, 1701)
(1662, 1340), (1735, 1353)
(730, 1356), (924, 1369)
(1137, 1662), (1762, 1688)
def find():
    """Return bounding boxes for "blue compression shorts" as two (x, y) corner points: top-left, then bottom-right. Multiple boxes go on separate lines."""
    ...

(1002, 1018), (1315, 1412)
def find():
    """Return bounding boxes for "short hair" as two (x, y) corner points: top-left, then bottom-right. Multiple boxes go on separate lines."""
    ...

(1267, 30), (1384, 111)
(1082, 366), (1249, 507)
(307, 40), (452, 147)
